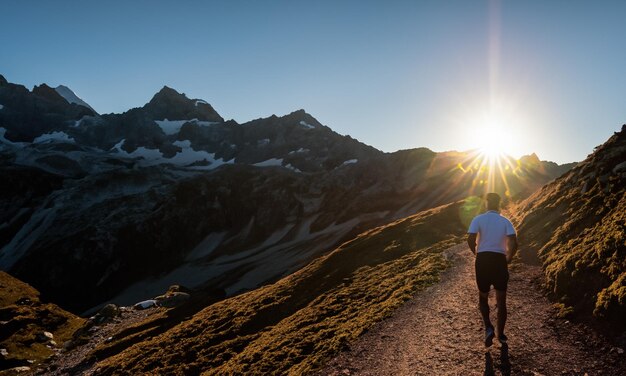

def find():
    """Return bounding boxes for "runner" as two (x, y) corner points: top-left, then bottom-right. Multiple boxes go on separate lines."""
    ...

(467, 192), (518, 346)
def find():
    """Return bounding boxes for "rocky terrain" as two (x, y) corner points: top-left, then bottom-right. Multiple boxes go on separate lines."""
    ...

(0, 271), (84, 374)
(0, 74), (574, 316)
(511, 124), (626, 328)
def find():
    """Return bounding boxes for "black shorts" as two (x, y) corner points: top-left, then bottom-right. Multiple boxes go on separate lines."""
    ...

(475, 252), (509, 293)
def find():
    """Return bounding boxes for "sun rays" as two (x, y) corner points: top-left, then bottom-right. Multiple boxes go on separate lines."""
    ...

(455, 149), (520, 198)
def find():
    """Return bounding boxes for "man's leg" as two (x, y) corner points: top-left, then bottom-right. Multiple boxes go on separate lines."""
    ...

(478, 290), (492, 329)
(495, 289), (507, 338)
(479, 290), (495, 347)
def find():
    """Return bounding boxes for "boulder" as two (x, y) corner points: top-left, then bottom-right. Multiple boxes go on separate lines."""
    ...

(155, 292), (191, 308)
(88, 303), (121, 325)
(133, 299), (157, 310)
(98, 303), (121, 318)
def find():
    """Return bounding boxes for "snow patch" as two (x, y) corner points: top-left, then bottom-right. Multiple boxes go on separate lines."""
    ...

(257, 138), (270, 146)
(254, 158), (283, 167)
(155, 118), (218, 135)
(54, 85), (95, 112)
(342, 159), (358, 165)
(0, 104), (4, 110)
(285, 163), (302, 173)
(171, 140), (219, 165)
(288, 148), (309, 155)
(110, 139), (233, 169)
(155, 119), (189, 135)
(194, 99), (209, 107)
(299, 120), (315, 129)
(111, 140), (163, 161)
(33, 131), (75, 144)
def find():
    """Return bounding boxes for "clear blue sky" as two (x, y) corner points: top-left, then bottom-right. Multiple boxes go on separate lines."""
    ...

(1, 1), (625, 163)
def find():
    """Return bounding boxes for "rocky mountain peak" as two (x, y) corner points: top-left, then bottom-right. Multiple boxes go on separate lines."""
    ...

(54, 85), (96, 113)
(279, 109), (321, 128)
(32, 83), (67, 104)
(0, 74), (7, 86)
(520, 152), (541, 165)
(143, 86), (223, 122)
(143, 86), (224, 122)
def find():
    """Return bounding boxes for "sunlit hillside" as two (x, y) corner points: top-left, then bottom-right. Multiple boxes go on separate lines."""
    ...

(512, 125), (626, 326)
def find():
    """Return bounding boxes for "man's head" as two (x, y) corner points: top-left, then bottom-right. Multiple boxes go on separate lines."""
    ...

(485, 192), (501, 211)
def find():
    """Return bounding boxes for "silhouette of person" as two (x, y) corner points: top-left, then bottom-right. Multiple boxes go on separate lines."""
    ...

(467, 192), (518, 347)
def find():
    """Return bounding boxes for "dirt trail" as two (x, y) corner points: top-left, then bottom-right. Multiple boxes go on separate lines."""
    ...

(320, 244), (625, 376)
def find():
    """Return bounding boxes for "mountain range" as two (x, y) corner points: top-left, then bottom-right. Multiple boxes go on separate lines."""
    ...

(1, 74), (624, 375)
(0, 74), (575, 315)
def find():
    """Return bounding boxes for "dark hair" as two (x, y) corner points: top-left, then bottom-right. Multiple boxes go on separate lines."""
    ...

(485, 193), (501, 210)
(485, 192), (501, 204)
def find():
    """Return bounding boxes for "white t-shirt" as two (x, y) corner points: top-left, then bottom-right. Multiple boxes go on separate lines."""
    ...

(467, 210), (516, 254)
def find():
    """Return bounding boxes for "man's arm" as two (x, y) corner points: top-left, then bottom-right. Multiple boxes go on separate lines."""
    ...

(467, 233), (477, 255)
(506, 235), (518, 263)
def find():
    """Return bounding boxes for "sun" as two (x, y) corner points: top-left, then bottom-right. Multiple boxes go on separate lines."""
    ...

(469, 109), (516, 159)
(476, 124), (509, 158)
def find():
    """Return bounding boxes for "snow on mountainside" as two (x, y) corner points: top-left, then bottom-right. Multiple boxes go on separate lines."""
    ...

(54, 85), (97, 113)
(0, 74), (577, 315)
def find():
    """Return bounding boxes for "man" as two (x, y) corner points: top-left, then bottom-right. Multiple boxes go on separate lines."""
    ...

(467, 192), (518, 347)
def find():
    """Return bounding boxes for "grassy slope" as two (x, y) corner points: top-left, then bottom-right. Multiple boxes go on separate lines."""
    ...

(0, 271), (84, 371)
(95, 200), (470, 375)
(511, 125), (625, 325)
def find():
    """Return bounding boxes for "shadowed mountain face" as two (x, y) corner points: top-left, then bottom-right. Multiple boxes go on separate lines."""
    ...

(0, 75), (574, 313)
(512, 125), (626, 326)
